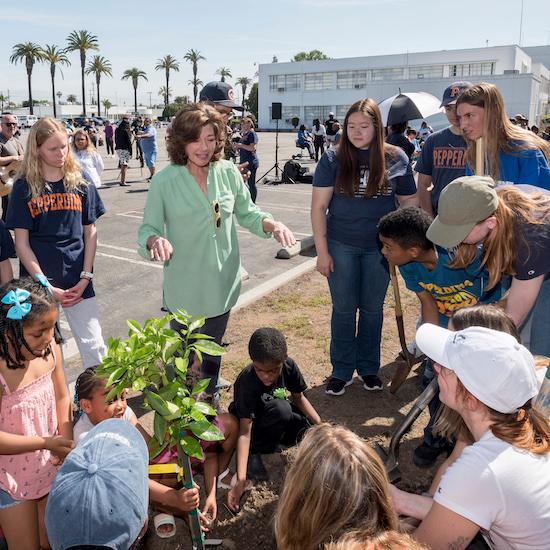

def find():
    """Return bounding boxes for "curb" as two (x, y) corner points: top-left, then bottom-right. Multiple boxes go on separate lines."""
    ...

(276, 235), (315, 259)
(234, 257), (317, 312)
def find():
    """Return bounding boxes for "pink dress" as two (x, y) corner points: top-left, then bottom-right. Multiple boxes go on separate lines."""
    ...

(0, 354), (59, 500)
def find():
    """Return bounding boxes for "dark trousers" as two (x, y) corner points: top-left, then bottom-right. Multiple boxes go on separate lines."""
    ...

(251, 398), (310, 454)
(106, 137), (114, 155)
(1, 195), (8, 222)
(248, 165), (258, 203)
(313, 136), (325, 161)
(170, 310), (230, 394)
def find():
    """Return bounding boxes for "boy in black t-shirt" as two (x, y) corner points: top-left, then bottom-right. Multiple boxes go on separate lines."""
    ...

(227, 327), (321, 511)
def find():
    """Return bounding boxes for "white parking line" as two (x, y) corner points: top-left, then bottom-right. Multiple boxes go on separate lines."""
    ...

(96, 251), (163, 269)
(256, 202), (310, 213)
(118, 213), (143, 220)
(260, 186), (312, 195)
(98, 243), (138, 254)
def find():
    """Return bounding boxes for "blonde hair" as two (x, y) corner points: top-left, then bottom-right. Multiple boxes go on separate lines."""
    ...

(72, 129), (94, 153)
(434, 304), (520, 442)
(323, 530), (428, 550)
(18, 117), (85, 198)
(274, 423), (396, 550)
(449, 186), (550, 289)
(456, 82), (550, 181)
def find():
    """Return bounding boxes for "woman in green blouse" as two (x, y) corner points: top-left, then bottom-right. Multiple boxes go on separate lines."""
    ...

(138, 103), (295, 395)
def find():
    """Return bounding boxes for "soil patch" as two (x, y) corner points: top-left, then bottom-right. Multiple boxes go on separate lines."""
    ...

(137, 270), (442, 549)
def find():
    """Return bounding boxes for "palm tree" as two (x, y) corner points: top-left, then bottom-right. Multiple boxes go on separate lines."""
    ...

(236, 76), (252, 107)
(158, 86), (172, 105)
(0, 94), (6, 111)
(40, 44), (70, 118)
(10, 42), (44, 114)
(67, 94), (77, 104)
(121, 68), (148, 114)
(65, 30), (99, 116)
(102, 99), (112, 116)
(155, 55), (180, 107)
(85, 55), (112, 117)
(184, 49), (205, 102)
(216, 67), (232, 82)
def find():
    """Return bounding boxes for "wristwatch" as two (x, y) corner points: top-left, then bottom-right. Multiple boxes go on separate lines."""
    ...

(80, 271), (94, 280)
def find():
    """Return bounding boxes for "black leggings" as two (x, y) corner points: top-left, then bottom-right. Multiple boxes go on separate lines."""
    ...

(313, 135), (325, 161)
(170, 310), (230, 394)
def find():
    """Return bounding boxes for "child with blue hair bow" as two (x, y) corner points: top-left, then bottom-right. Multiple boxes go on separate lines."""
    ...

(0, 276), (74, 549)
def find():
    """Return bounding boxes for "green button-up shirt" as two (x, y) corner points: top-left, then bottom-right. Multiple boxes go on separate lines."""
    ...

(138, 160), (273, 318)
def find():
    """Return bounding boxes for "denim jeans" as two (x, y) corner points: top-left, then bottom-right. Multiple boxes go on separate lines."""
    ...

(524, 275), (550, 357)
(327, 239), (389, 381)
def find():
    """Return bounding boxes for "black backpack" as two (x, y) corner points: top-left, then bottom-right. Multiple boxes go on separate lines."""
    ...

(282, 160), (305, 184)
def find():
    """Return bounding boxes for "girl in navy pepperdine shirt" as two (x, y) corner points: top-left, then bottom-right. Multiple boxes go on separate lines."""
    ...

(311, 99), (418, 397)
(6, 117), (106, 368)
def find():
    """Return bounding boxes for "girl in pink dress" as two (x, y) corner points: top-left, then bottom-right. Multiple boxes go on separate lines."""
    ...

(0, 277), (73, 550)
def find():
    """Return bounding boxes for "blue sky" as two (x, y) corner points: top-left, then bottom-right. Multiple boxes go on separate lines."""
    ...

(2, 0), (550, 107)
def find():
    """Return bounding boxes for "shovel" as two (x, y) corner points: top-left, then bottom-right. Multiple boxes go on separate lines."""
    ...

(375, 378), (438, 483)
(389, 263), (414, 393)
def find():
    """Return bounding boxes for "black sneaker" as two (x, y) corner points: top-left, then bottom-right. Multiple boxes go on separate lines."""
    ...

(413, 442), (448, 468)
(362, 375), (383, 391)
(247, 453), (269, 481)
(325, 378), (353, 396)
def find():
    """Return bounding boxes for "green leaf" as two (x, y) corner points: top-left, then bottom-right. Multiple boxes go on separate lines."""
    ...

(191, 378), (210, 396)
(131, 377), (147, 392)
(127, 319), (143, 335)
(174, 356), (189, 375)
(189, 409), (207, 422)
(188, 318), (206, 333)
(145, 390), (171, 416)
(148, 437), (170, 461)
(164, 401), (182, 421)
(188, 333), (214, 340)
(105, 366), (126, 388)
(189, 420), (224, 441)
(159, 381), (180, 401)
(153, 412), (167, 445)
(179, 435), (204, 460)
(105, 378), (128, 401)
(194, 401), (217, 416)
(192, 340), (225, 356)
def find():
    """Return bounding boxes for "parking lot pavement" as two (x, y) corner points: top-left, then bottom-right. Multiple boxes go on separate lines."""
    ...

(61, 129), (318, 382)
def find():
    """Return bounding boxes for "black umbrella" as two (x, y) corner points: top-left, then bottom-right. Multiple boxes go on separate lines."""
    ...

(378, 92), (441, 126)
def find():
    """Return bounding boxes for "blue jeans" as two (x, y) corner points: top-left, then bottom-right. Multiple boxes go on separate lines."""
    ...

(525, 275), (550, 357)
(327, 239), (389, 381)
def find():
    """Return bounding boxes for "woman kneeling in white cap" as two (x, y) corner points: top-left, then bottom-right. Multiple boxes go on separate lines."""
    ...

(391, 324), (550, 550)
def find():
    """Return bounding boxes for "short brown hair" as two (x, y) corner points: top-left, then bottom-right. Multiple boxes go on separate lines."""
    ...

(166, 103), (226, 165)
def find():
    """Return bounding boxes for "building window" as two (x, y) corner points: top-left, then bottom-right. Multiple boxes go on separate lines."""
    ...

(269, 74), (301, 92)
(369, 67), (404, 81)
(409, 64), (444, 79)
(541, 76), (549, 96)
(335, 105), (351, 120)
(282, 106), (300, 123)
(337, 70), (367, 89)
(304, 106), (333, 124)
(304, 72), (333, 91)
(450, 62), (495, 77)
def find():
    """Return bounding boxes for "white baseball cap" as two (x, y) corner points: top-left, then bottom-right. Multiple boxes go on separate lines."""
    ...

(416, 324), (539, 414)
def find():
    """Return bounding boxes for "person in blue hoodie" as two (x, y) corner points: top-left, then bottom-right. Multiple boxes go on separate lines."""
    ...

(456, 82), (550, 189)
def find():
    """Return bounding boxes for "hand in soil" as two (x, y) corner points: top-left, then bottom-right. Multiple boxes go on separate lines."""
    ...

(202, 495), (217, 523)
(227, 480), (247, 512)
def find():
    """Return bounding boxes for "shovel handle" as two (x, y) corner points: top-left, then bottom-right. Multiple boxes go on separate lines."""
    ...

(389, 263), (403, 317)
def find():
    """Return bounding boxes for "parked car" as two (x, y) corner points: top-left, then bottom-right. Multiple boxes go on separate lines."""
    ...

(17, 115), (38, 128)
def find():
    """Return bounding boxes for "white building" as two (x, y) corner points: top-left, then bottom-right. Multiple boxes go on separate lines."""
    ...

(258, 44), (550, 131)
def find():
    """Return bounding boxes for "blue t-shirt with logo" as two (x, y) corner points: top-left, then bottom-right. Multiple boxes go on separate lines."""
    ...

(0, 220), (15, 262)
(239, 130), (259, 167)
(415, 127), (467, 214)
(399, 246), (501, 327)
(313, 147), (416, 249)
(6, 178), (105, 299)
(464, 144), (550, 190)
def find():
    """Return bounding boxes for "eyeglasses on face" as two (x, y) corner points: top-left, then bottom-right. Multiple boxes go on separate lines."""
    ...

(212, 199), (221, 229)
(2, 122), (17, 127)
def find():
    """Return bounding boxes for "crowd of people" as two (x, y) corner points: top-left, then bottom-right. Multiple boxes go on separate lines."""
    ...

(0, 77), (549, 550)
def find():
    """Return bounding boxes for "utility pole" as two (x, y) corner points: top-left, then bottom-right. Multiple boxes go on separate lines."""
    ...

(148, 91), (152, 108)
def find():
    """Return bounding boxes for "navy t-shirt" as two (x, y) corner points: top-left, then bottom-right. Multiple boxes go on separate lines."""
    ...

(6, 178), (106, 298)
(239, 130), (259, 167)
(313, 147), (416, 249)
(399, 246), (501, 327)
(415, 127), (467, 214)
(0, 220), (15, 261)
(229, 358), (307, 420)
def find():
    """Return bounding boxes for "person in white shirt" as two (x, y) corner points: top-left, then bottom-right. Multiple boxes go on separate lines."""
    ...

(311, 118), (326, 161)
(391, 324), (550, 550)
(71, 129), (104, 188)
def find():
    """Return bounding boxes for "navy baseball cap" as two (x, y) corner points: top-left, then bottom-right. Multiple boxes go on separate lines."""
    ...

(45, 419), (149, 550)
(440, 81), (472, 107)
(199, 81), (244, 111)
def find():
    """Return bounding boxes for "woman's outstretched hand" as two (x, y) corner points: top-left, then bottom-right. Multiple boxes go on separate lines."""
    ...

(147, 236), (174, 262)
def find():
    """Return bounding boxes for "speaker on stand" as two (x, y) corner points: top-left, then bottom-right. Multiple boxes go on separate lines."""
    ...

(258, 102), (284, 185)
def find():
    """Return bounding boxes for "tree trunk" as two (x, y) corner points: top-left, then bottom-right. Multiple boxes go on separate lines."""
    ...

(80, 51), (86, 116)
(27, 70), (33, 115)
(51, 65), (57, 118)
(96, 75), (101, 117)
(165, 69), (169, 107)
(134, 87), (138, 115)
